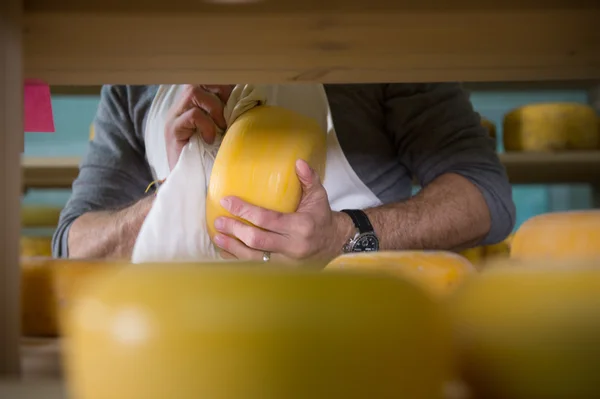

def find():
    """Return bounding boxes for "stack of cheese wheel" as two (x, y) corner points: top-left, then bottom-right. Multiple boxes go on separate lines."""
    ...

(21, 258), (123, 337)
(64, 264), (455, 399)
(448, 260), (600, 399)
(481, 118), (497, 150)
(326, 250), (476, 298)
(503, 103), (599, 152)
(510, 210), (600, 260)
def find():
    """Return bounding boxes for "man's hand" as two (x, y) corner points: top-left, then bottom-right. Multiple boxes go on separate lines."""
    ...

(212, 159), (354, 265)
(165, 84), (234, 170)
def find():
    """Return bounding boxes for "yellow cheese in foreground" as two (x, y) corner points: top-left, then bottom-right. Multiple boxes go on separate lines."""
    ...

(326, 250), (476, 297)
(449, 260), (600, 399)
(503, 103), (599, 152)
(511, 211), (600, 260)
(65, 264), (454, 399)
(206, 105), (327, 240)
(21, 258), (122, 337)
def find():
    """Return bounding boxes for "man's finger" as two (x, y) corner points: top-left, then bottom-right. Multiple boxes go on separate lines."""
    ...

(173, 85), (227, 130)
(214, 216), (286, 253)
(220, 196), (290, 234)
(296, 159), (321, 193)
(171, 107), (217, 144)
(212, 233), (266, 261)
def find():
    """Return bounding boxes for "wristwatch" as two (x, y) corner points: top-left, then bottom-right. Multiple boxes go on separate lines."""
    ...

(340, 209), (379, 253)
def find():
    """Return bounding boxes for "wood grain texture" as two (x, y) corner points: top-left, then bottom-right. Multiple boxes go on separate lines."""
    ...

(0, 0), (24, 377)
(23, 0), (600, 84)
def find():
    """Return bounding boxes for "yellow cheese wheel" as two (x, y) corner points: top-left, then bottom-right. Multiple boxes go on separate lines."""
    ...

(89, 124), (95, 141)
(449, 260), (600, 399)
(206, 105), (327, 240)
(503, 103), (599, 152)
(21, 206), (62, 228)
(21, 258), (122, 337)
(459, 246), (484, 267)
(21, 236), (53, 257)
(482, 233), (513, 261)
(65, 264), (454, 399)
(326, 251), (476, 297)
(511, 211), (600, 260)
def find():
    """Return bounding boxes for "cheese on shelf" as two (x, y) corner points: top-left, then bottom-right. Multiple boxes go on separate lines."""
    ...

(481, 118), (497, 149)
(326, 250), (476, 297)
(21, 236), (52, 258)
(65, 264), (454, 399)
(21, 206), (62, 228)
(449, 261), (600, 399)
(511, 211), (600, 260)
(503, 103), (599, 152)
(21, 258), (122, 337)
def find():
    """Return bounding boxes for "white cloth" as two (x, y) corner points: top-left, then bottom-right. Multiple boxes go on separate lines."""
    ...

(132, 84), (383, 264)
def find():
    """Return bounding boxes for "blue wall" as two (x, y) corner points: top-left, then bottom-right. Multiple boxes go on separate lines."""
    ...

(22, 88), (594, 232)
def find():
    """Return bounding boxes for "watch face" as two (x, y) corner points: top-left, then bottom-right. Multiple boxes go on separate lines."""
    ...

(353, 233), (379, 252)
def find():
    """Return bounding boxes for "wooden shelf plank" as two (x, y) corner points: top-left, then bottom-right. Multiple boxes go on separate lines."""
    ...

(501, 151), (600, 185)
(21, 152), (600, 190)
(23, 0), (600, 84)
(21, 157), (80, 190)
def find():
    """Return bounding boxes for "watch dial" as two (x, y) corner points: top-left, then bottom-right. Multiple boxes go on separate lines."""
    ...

(354, 234), (379, 252)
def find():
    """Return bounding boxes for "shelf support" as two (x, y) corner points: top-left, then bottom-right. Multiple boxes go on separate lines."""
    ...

(0, 0), (23, 377)
(590, 84), (600, 208)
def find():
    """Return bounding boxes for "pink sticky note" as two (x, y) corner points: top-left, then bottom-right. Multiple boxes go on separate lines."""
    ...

(24, 79), (55, 133)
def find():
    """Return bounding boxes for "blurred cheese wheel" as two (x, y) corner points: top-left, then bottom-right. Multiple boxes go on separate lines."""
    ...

(21, 258), (122, 337)
(89, 124), (95, 141)
(21, 236), (53, 257)
(481, 118), (497, 149)
(65, 264), (454, 399)
(503, 103), (598, 151)
(21, 206), (62, 228)
(449, 261), (600, 399)
(511, 211), (600, 260)
(482, 234), (513, 260)
(326, 251), (476, 297)
(459, 246), (484, 267)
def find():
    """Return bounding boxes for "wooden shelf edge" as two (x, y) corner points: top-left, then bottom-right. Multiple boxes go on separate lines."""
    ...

(21, 152), (600, 190)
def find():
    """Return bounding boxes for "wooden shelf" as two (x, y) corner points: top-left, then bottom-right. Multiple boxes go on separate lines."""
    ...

(21, 157), (80, 190)
(21, 152), (600, 190)
(501, 151), (600, 184)
(23, 0), (600, 85)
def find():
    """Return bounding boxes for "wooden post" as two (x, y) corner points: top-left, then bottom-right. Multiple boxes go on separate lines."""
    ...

(0, 0), (23, 377)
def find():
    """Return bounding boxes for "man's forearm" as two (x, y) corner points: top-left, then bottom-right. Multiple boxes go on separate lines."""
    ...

(67, 195), (154, 259)
(335, 173), (491, 252)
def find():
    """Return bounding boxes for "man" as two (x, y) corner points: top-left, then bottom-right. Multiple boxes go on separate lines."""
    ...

(52, 83), (515, 263)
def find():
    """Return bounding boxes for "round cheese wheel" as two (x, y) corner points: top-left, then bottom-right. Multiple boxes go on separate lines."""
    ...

(21, 236), (53, 257)
(503, 103), (599, 152)
(65, 265), (455, 399)
(482, 233), (513, 261)
(21, 206), (62, 228)
(449, 261), (600, 399)
(326, 251), (476, 297)
(511, 211), (600, 260)
(21, 258), (122, 337)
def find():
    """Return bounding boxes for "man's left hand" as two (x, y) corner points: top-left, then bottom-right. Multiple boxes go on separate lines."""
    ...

(212, 159), (352, 265)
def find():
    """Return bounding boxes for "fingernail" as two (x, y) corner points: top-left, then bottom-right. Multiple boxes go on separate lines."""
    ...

(214, 217), (224, 230)
(220, 197), (231, 210)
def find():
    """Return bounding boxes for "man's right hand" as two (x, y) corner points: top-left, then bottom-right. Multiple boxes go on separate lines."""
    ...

(165, 84), (235, 171)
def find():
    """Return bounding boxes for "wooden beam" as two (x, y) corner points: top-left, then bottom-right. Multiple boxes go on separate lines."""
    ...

(0, 0), (23, 377)
(23, 0), (600, 85)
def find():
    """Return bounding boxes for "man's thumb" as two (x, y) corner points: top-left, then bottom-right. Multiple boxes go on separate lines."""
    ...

(296, 159), (320, 193)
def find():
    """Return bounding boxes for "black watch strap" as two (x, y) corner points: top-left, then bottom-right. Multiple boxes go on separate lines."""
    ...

(340, 209), (374, 234)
